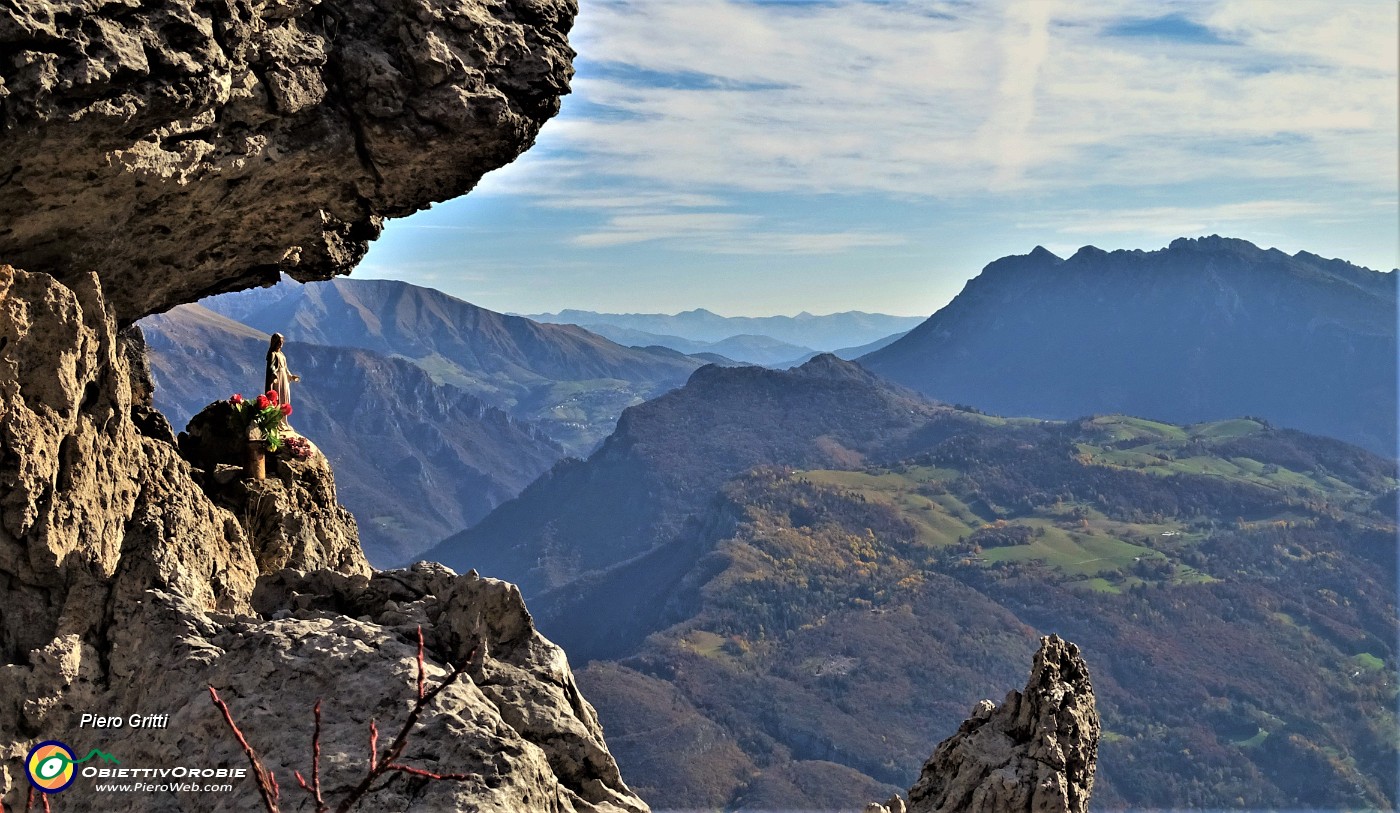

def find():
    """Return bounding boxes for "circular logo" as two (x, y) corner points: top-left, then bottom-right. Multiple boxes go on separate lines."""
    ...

(26, 741), (77, 794)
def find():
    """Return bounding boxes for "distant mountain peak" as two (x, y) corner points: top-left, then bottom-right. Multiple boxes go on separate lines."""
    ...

(861, 236), (1396, 456)
(1167, 234), (1261, 253)
(1069, 244), (1109, 261)
(792, 352), (877, 384)
(1028, 245), (1062, 262)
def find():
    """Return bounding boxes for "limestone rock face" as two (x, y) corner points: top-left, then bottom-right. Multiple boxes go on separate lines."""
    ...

(0, 0), (576, 322)
(0, 267), (647, 812)
(905, 635), (1100, 813)
(0, 264), (259, 664)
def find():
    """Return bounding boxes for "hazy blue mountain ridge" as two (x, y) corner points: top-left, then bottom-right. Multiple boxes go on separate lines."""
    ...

(420, 355), (966, 589)
(199, 277), (705, 454)
(526, 307), (925, 350)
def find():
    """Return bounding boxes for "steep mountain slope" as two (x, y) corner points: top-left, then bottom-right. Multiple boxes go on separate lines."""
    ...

(202, 277), (704, 453)
(443, 360), (1396, 811)
(862, 236), (1397, 456)
(422, 356), (981, 589)
(528, 308), (926, 350)
(142, 305), (563, 565)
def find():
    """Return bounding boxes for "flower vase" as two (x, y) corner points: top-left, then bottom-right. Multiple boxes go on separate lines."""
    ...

(245, 439), (266, 481)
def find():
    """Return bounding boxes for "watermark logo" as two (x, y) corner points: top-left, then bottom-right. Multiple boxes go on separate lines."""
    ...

(26, 741), (76, 794)
(26, 741), (120, 794)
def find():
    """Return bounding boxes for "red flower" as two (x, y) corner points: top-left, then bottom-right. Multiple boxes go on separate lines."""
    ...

(266, 390), (279, 404)
(279, 403), (292, 416)
(255, 395), (269, 410)
(230, 394), (244, 404)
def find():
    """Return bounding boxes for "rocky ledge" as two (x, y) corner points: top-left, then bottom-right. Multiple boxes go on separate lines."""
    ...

(0, 263), (646, 811)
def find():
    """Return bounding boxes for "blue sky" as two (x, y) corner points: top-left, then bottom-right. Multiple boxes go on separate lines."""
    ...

(358, 0), (1398, 317)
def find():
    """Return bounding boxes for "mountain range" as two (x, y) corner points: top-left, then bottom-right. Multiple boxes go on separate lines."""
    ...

(422, 355), (958, 591)
(862, 236), (1396, 457)
(424, 355), (1397, 811)
(140, 278), (709, 563)
(141, 304), (565, 564)
(525, 307), (924, 364)
(198, 276), (706, 454)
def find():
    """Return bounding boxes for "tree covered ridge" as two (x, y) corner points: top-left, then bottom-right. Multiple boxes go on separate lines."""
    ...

(572, 412), (1396, 811)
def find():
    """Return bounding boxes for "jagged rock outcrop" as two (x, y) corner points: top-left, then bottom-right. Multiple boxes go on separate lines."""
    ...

(0, 262), (647, 811)
(868, 635), (1099, 813)
(0, 265), (259, 661)
(75, 565), (646, 812)
(0, 0), (575, 323)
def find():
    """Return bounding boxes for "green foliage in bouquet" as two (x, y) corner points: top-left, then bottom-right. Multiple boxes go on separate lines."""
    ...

(227, 390), (294, 452)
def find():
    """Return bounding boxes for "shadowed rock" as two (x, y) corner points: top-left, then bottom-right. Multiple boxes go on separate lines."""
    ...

(0, 0), (575, 322)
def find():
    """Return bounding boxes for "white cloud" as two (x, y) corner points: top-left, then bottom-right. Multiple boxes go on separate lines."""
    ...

(439, 0), (1395, 274)
(572, 210), (904, 254)
(536, 0), (1395, 199)
(572, 212), (758, 247)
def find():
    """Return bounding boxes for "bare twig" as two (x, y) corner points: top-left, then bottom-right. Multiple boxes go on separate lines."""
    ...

(386, 764), (473, 781)
(332, 630), (478, 813)
(293, 699), (328, 812)
(416, 628), (426, 700)
(208, 686), (281, 813)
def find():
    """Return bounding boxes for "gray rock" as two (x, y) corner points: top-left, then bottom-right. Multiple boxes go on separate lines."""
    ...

(0, 0), (576, 323)
(0, 266), (646, 811)
(904, 635), (1100, 813)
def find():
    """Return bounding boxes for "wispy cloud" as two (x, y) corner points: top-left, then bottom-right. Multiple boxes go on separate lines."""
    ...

(530, 0), (1395, 199)
(1021, 199), (1334, 238)
(361, 0), (1397, 313)
(572, 211), (904, 255)
(572, 212), (758, 247)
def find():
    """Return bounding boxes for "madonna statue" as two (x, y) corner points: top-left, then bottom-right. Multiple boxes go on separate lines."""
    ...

(264, 333), (301, 408)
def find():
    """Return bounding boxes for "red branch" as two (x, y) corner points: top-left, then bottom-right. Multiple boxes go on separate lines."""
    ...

(310, 699), (326, 810)
(41, 794), (49, 813)
(294, 697), (328, 812)
(416, 628), (426, 701)
(332, 629), (478, 813)
(386, 764), (474, 781)
(208, 685), (281, 813)
(211, 626), (479, 813)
